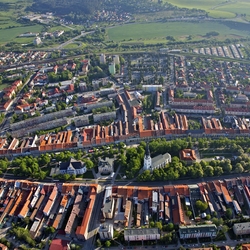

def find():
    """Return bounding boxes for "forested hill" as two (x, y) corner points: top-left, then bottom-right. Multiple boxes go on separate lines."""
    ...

(28, 0), (102, 15)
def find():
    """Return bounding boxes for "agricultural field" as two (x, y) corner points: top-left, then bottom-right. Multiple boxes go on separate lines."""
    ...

(0, 25), (43, 44)
(107, 21), (250, 44)
(164, 0), (250, 19)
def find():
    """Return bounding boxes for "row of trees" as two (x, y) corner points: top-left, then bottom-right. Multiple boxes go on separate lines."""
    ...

(9, 226), (36, 247)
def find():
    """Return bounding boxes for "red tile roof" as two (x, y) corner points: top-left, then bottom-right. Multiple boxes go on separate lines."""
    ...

(49, 239), (69, 250)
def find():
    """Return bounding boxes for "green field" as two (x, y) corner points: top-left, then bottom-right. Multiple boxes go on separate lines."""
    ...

(164, 0), (250, 18)
(64, 43), (81, 49)
(0, 25), (43, 44)
(107, 21), (250, 43)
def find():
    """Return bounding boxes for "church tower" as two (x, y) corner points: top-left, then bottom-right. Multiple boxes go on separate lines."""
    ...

(143, 143), (152, 170)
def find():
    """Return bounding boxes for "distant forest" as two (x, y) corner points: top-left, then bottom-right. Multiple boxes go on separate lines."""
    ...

(28, 0), (102, 15)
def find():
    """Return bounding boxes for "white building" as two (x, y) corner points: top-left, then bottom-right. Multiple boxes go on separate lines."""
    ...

(152, 191), (158, 213)
(33, 37), (42, 46)
(59, 158), (86, 175)
(102, 187), (115, 219)
(100, 54), (106, 64)
(143, 144), (171, 171)
(143, 144), (152, 170)
(124, 228), (160, 241)
(113, 55), (120, 65)
(99, 223), (113, 240)
(98, 157), (114, 174)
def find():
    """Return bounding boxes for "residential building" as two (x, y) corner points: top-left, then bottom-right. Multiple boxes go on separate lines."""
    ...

(179, 149), (196, 164)
(142, 85), (162, 92)
(98, 157), (114, 174)
(100, 54), (106, 64)
(113, 55), (120, 65)
(242, 244), (250, 250)
(93, 111), (116, 122)
(49, 239), (69, 250)
(99, 223), (114, 240)
(179, 224), (217, 239)
(235, 94), (249, 103)
(0, 243), (7, 250)
(59, 158), (86, 175)
(33, 37), (42, 46)
(124, 228), (160, 241)
(102, 187), (115, 219)
(233, 222), (250, 235)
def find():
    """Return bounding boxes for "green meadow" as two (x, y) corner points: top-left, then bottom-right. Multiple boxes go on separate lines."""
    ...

(107, 21), (250, 44)
(0, 25), (43, 44)
(164, 0), (250, 19)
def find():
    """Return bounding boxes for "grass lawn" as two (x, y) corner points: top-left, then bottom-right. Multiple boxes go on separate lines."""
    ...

(107, 21), (250, 44)
(0, 83), (10, 91)
(64, 43), (81, 49)
(83, 170), (94, 179)
(47, 25), (72, 32)
(0, 24), (43, 44)
(163, 0), (250, 18)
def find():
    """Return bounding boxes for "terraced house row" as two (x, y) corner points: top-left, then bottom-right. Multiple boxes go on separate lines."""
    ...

(0, 179), (97, 240)
(1, 176), (250, 243)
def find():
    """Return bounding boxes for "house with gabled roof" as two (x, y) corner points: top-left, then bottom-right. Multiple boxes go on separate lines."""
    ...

(59, 158), (86, 175)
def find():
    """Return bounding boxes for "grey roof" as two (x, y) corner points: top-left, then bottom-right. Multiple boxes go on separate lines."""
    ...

(129, 99), (141, 107)
(59, 158), (84, 171)
(152, 152), (171, 166)
(179, 224), (217, 234)
(98, 157), (114, 169)
(103, 197), (114, 214)
(124, 228), (160, 236)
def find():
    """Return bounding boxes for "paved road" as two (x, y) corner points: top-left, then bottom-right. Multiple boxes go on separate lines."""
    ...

(55, 31), (94, 50)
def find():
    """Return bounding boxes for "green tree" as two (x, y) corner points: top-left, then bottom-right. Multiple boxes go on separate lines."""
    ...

(221, 225), (228, 233)
(83, 159), (94, 169)
(195, 200), (208, 212)
(105, 240), (111, 248)
(206, 214), (211, 220)
(212, 217), (223, 226)
(235, 163), (244, 173)
(155, 221), (163, 230)
(225, 208), (233, 219)
(166, 223), (174, 231)
(186, 211), (192, 218)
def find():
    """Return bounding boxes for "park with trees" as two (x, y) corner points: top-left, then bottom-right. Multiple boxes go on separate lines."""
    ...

(1, 136), (250, 181)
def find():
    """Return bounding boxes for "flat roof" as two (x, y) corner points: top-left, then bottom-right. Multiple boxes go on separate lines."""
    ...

(124, 228), (160, 236)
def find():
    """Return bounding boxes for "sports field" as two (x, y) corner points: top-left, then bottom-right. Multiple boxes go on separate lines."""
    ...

(107, 21), (250, 43)
(164, 0), (250, 18)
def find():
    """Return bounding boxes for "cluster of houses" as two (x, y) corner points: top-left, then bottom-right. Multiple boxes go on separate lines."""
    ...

(1, 53), (250, 156)
(171, 55), (250, 116)
(0, 51), (48, 66)
(0, 179), (98, 241)
(1, 174), (250, 246)
(0, 109), (249, 157)
(99, 176), (250, 243)
(94, 10), (131, 23)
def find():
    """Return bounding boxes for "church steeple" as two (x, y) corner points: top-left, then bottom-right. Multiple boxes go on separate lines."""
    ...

(145, 142), (150, 157)
(143, 142), (152, 170)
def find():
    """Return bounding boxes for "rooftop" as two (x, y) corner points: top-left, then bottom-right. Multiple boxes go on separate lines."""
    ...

(124, 228), (160, 236)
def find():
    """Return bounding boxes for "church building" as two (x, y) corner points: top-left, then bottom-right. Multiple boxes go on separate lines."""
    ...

(143, 144), (171, 171)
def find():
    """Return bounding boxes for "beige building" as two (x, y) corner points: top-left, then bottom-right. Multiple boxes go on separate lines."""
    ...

(99, 223), (113, 240)
(233, 222), (250, 235)
(102, 187), (115, 219)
